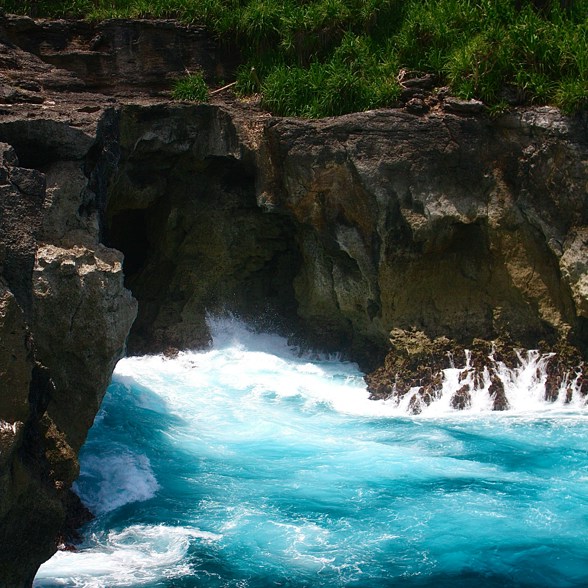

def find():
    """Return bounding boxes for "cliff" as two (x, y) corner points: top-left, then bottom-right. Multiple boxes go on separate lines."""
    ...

(0, 14), (587, 586)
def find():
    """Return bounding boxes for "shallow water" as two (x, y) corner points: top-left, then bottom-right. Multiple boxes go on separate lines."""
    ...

(35, 318), (588, 587)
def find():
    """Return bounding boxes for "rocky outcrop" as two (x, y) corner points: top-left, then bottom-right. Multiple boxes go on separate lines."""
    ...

(260, 108), (588, 370)
(101, 104), (588, 370)
(0, 123), (136, 584)
(0, 13), (587, 585)
(1, 15), (236, 97)
(365, 330), (587, 414)
(258, 108), (587, 399)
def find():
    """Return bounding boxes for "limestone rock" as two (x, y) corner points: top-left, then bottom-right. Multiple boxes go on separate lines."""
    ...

(1, 15), (236, 96)
(443, 96), (486, 115)
(261, 107), (588, 365)
(0, 280), (31, 424)
(0, 108), (136, 584)
(105, 103), (298, 355)
(32, 243), (137, 451)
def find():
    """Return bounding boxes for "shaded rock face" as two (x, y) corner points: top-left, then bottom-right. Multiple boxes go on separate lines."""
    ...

(1, 15), (236, 96)
(105, 104), (301, 354)
(103, 103), (588, 382)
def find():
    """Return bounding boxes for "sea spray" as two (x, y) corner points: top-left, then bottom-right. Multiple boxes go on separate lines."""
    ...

(35, 318), (588, 587)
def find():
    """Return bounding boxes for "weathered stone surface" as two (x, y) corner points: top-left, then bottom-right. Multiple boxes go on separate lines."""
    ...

(104, 103), (299, 354)
(0, 280), (31, 424)
(365, 330), (585, 412)
(443, 96), (486, 115)
(1, 15), (237, 96)
(261, 107), (588, 366)
(0, 142), (46, 314)
(560, 227), (588, 319)
(32, 243), (137, 451)
(0, 92), (136, 584)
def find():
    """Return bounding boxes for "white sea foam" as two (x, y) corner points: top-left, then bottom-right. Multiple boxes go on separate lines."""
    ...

(74, 450), (159, 515)
(34, 525), (221, 587)
(211, 319), (585, 418)
(110, 318), (587, 422)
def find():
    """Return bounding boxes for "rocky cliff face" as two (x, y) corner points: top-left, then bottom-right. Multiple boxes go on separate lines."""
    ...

(0, 137), (137, 584)
(0, 22), (138, 582)
(261, 109), (588, 355)
(105, 103), (301, 355)
(105, 103), (588, 369)
(0, 14), (587, 586)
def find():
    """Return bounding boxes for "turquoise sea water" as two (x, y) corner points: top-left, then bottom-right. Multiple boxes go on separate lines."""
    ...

(35, 319), (588, 588)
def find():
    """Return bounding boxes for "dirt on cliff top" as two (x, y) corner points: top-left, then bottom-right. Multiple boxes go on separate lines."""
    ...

(0, 14), (273, 136)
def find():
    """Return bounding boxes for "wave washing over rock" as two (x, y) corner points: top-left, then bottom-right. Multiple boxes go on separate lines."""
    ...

(366, 329), (587, 415)
(35, 318), (588, 587)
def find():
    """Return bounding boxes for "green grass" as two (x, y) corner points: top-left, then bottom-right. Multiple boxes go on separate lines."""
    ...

(4, 0), (587, 117)
(171, 71), (209, 102)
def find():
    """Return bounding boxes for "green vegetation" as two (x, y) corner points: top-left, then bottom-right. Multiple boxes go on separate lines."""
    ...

(4, 0), (587, 117)
(171, 71), (209, 102)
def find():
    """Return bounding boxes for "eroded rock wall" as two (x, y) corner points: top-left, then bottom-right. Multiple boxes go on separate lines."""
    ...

(105, 104), (301, 354)
(0, 124), (136, 585)
(1, 15), (236, 97)
(260, 108), (588, 367)
(102, 102), (588, 375)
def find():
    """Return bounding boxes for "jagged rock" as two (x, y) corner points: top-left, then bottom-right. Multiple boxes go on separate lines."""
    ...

(32, 243), (137, 451)
(451, 384), (472, 410)
(397, 69), (437, 90)
(366, 332), (585, 411)
(542, 341), (587, 403)
(0, 107), (136, 584)
(489, 375), (509, 411)
(0, 83), (44, 104)
(105, 104), (299, 355)
(560, 227), (588, 319)
(405, 97), (429, 115)
(0, 280), (31, 423)
(366, 330), (453, 402)
(262, 106), (587, 365)
(1, 15), (237, 96)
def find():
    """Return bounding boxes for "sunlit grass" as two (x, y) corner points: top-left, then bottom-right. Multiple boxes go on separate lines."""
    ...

(4, 0), (587, 117)
(171, 71), (209, 102)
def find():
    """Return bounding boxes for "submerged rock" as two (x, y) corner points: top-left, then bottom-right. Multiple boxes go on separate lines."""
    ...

(451, 384), (472, 410)
(489, 375), (509, 411)
(365, 330), (586, 412)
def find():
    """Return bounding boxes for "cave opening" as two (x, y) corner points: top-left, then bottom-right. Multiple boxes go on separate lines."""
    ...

(107, 208), (151, 279)
(104, 151), (304, 355)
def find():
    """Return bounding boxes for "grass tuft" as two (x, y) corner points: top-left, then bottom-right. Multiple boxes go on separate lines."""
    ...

(171, 72), (209, 102)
